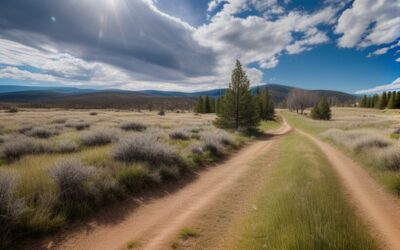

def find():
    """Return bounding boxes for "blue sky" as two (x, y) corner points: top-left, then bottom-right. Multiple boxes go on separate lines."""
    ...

(0, 0), (398, 93)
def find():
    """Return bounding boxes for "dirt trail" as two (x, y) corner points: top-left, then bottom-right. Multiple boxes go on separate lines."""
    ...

(42, 120), (291, 250)
(296, 128), (400, 250)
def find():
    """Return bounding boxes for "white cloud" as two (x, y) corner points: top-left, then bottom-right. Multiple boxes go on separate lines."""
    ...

(0, 66), (56, 82)
(335, 0), (400, 48)
(396, 58), (400, 62)
(195, 1), (337, 82)
(367, 41), (400, 57)
(355, 78), (400, 94)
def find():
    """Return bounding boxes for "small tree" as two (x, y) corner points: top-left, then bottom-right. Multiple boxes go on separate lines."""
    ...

(194, 96), (204, 113)
(287, 89), (316, 115)
(215, 60), (260, 130)
(311, 98), (331, 120)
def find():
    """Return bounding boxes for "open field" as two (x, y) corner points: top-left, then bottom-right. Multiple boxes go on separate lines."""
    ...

(0, 109), (250, 249)
(283, 108), (400, 196)
(2, 107), (400, 250)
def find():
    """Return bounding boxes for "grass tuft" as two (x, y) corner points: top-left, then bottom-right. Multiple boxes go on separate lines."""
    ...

(179, 227), (199, 240)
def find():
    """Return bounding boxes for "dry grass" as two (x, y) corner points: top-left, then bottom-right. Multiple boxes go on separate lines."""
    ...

(0, 109), (244, 248)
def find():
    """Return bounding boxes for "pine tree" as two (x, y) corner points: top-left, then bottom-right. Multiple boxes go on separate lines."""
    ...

(388, 93), (396, 109)
(194, 96), (204, 113)
(215, 60), (260, 130)
(204, 96), (211, 113)
(311, 98), (331, 120)
(396, 92), (400, 108)
(210, 98), (216, 113)
(360, 95), (367, 108)
(377, 92), (388, 109)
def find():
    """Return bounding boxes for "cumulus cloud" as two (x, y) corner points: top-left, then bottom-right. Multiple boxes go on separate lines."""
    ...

(355, 78), (400, 94)
(0, 0), (216, 82)
(196, 0), (337, 79)
(335, 0), (400, 48)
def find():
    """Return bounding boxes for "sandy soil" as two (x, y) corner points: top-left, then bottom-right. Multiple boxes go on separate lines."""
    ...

(35, 120), (291, 250)
(297, 128), (400, 250)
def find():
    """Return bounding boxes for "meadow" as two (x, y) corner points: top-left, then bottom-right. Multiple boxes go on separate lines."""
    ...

(283, 108), (400, 196)
(0, 108), (248, 248)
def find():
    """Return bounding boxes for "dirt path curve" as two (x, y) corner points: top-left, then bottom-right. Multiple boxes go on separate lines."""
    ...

(296, 128), (400, 250)
(46, 120), (291, 250)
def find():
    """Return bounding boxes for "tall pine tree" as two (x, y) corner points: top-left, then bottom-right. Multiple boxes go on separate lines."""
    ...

(215, 60), (260, 130)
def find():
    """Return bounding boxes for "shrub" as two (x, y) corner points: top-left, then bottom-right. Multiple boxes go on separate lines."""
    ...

(349, 134), (391, 153)
(113, 135), (182, 166)
(158, 109), (165, 116)
(2, 136), (50, 161)
(48, 159), (97, 218)
(376, 146), (400, 171)
(120, 121), (147, 132)
(322, 129), (391, 153)
(80, 129), (118, 146)
(18, 125), (33, 134)
(53, 140), (79, 153)
(65, 121), (90, 130)
(25, 127), (59, 139)
(89, 111), (98, 116)
(0, 172), (15, 218)
(51, 118), (67, 124)
(117, 166), (160, 193)
(0, 172), (23, 249)
(169, 128), (190, 140)
(200, 130), (234, 155)
(200, 133), (224, 156)
(6, 107), (18, 113)
(159, 166), (180, 181)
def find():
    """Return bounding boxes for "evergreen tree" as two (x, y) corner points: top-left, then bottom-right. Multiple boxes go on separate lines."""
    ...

(194, 96), (204, 113)
(215, 60), (260, 129)
(360, 95), (367, 108)
(388, 93), (396, 109)
(311, 98), (331, 120)
(258, 89), (274, 120)
(377, 92), (388, 109)
(373, 94), (379, 109)
(210, 98), (216, 113)
(204, 96), (211, 113)
(396, 92), (400, 108)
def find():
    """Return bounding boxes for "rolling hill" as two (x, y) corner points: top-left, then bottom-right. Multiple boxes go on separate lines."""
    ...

(0, 84), (356, 109)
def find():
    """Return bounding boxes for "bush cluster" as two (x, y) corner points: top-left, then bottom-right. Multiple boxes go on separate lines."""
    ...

(2, 136), (50, 161)
(113, 134), (182, 166)
(65, 121), (90, 130)
(120, 121), (147, 131)
(25, 126), (60, 139)
(169, 128), (190, 140)
(80, 129), (118, 146)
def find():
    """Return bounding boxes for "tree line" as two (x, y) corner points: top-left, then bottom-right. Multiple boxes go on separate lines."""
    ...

(213, 60), (275, 130)
(359, 91), (400, 109)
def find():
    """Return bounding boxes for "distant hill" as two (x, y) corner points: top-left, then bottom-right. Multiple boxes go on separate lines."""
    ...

(0, 84), (356, 109)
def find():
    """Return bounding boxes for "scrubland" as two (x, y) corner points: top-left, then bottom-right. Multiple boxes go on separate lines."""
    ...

(0, 109), (248, 248)
(284, 108), (400, 196)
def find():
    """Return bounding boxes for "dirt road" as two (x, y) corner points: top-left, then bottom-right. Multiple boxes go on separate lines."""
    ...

(41, 120), (291, 250)
(296, 128), (400, 250)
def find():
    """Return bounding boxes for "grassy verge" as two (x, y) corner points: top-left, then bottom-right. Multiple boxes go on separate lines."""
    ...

(281, 110), (400, 197)
(231, 132), (376, 249)
(259, 116), (281, 131)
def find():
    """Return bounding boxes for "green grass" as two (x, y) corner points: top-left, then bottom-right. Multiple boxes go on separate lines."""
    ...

(232, 132), (376, 250)
(281, 111), (327, 135)
(127, 241), (140, 249)
(179, 227), (199, 240)
(259, 116), (281, 131)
